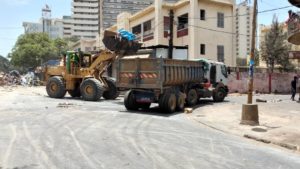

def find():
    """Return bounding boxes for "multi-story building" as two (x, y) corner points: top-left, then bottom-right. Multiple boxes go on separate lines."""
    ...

(71, 0), (100, 39)
(106, 0), (236, 66)
(62, 16), (73, 37)
(235, 0), (253, 66)
(23, 5), (63, 39)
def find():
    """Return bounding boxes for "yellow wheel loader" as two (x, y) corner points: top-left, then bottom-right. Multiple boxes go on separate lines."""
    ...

(44, 31), (141, 101)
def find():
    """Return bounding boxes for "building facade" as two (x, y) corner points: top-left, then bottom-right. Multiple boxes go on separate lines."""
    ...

(106, 0), (236, 66)
(235, 0), (253, 66)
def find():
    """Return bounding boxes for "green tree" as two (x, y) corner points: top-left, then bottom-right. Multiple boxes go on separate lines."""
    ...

(260, 15), (293, 72)
(0, 55), (10, 72)
(10, 33), (57, 69)
(53, 38), (68, 56)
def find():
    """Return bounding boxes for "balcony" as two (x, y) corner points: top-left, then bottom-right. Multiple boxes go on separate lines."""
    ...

(287, 19), (300, 45)
(288, 0), (300, 8)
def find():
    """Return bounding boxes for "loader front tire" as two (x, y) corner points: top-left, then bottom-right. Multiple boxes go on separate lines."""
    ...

(46, 76), (66, 98)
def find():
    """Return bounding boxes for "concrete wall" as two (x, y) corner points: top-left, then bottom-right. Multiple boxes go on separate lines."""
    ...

(228, 72), (297, 94)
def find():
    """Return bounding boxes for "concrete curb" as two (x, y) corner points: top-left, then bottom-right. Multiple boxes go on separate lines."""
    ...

(244, 134), (299, 151)
(188, 115), (300, 152)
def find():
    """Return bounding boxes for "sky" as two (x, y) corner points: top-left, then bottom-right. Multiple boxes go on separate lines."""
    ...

(0, 0), (298, 58)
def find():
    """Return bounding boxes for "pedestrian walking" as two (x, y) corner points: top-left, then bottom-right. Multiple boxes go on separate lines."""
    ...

(291, 76), (298, 101)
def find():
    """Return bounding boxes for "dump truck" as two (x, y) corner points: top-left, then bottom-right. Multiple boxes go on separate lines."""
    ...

(44, 31), (141, 101)
(116, 57), (228, 113)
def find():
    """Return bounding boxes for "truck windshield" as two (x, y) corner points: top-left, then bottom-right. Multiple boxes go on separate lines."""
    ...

(221, 65), (228, 78)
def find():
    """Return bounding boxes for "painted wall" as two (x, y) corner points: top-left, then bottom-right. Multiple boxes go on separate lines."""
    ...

(228, 72), (298, 94)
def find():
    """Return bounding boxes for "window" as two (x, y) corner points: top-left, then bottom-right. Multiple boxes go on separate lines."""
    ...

(200, 10), (206, 20)
(177, 13), (188, 30)
(132, 24), (141, 40)
(143, 19), (154, 41)
(217, 45), (224, 62)
(164, 16), (170, 38)
(177, 13), (189, 37)
(200, 44), (206, 55)
(217, 12), (224, 28)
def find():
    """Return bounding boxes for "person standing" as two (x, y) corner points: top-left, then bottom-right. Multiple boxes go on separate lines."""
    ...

(291, 76), (298, 101)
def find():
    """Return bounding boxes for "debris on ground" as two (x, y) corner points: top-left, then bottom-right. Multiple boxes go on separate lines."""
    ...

(57, 102), (77, 108)
(256, 98), (267, 103)
(184, 108), (193, 114)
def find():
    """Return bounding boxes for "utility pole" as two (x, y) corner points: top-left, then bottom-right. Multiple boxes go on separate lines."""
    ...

(247, 0), (257, 104)
(241, 0), (259, 125)
(168, 10), (174, 59)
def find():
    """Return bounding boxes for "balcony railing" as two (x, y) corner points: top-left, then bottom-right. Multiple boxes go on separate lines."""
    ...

(287, 18), (300, 45)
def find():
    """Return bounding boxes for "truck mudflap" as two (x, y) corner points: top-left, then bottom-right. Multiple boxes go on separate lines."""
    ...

(133, 90), (155, 103)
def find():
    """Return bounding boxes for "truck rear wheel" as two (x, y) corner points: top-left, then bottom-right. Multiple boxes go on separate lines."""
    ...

(176, 92), (185, 111)
(160, 93), (176, 113)
(186, 89), (198, 106)
(124, 90), (138, 110)
(213, 88), (226, 102)
(103, 78), (120, 100)
(46, 76), (66, 98)
(80, 78), (103, 101)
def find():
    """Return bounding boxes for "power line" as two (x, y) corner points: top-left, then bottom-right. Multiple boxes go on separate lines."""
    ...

(179, 5), (293, 20)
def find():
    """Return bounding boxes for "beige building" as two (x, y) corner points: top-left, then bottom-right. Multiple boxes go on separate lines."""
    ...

(235, 0), (253, 66)
(106, 0), (236, 66)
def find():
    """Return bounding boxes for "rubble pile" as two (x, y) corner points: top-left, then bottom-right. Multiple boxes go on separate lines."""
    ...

(0, 71), (22, 86)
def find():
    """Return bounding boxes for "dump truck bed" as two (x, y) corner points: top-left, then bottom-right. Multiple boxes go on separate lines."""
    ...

(116, 58), (204, 90)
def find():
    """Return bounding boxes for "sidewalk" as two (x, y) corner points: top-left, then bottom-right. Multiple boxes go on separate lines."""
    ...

(188, 94), (300, 152)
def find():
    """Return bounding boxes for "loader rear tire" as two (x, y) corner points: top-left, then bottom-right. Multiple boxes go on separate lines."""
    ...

(124, 90), (138, 110)
(68, 84), (81, 97)
(103, 78), (120, 100)
(80, 78), (103, 101)
(46, 76), (66, 98)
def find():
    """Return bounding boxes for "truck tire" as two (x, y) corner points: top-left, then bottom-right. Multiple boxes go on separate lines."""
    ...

(161, 93), (177, 113)
(80, 78), (103, 101)
(213, 88), (226, 102)
(186, 89), (198, 106)
(103, 78), (120, 100)
(176, 92), (185, 111)
(124, 90), (138, 110)
(46, 76), (66, 98)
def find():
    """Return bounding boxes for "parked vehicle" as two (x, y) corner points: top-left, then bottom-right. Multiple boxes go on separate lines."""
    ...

(116, 57), (228, 113)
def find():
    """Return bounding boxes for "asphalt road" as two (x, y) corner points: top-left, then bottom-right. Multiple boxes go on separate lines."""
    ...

(0, 87), (300, 169)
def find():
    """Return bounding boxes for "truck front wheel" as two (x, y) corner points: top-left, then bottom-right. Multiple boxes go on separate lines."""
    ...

(213, 88), (226, 102)
(186, 89), (198, 106)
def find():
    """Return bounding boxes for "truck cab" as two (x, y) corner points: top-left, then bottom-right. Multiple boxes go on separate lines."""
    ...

(198, 59), (229, 101)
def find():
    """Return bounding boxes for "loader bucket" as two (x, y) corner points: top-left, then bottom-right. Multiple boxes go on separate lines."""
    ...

(102, 30), (142, 55)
